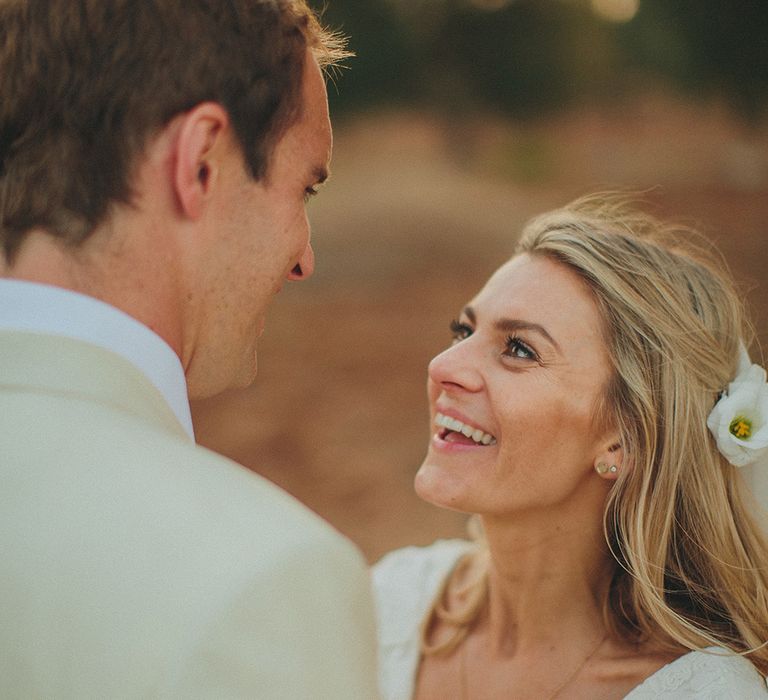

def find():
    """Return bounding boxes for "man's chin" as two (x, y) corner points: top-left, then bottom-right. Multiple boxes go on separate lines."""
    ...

(234, 349), (259, 388)
(224, 345), (260, 392)
(187, 350), (258, 401)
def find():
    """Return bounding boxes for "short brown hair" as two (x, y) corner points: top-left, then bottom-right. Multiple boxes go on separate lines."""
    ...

(0, 0), (348, 261)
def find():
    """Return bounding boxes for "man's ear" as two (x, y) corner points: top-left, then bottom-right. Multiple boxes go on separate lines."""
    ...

(593, 440), (624, 481)
(172, 102), (230, 220)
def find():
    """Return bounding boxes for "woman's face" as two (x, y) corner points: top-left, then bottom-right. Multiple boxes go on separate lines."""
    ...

(415, 253), (615, 517)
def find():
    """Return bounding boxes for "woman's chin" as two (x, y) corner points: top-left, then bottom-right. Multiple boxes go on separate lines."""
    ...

(414, 460), (473, 514)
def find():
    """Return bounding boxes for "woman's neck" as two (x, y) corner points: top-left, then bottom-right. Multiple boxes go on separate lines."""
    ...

(479, 505), (613, 657)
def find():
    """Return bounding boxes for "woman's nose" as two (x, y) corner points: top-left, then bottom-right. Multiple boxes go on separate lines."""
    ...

(427, 341), (483, 393)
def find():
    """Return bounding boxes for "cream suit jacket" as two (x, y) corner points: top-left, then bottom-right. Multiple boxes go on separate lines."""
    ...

(0, 331), (380, 699)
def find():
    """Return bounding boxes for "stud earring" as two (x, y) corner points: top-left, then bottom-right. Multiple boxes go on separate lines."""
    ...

(596, 462), (609, 474)
(609, 465), (618, 474)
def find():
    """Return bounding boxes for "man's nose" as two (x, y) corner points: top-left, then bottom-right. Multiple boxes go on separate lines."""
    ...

(287, 243), (315, 281)
(427, 341), (483, 393)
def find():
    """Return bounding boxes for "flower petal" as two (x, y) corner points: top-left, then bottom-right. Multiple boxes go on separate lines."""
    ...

(737, 344), (752, 375)
(708, 349), (768, 468)
(730, 363), (767, 395)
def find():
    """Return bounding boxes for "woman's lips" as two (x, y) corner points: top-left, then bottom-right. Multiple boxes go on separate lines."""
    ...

(434, 412), (496, 445)
(431, 412), (497, 452)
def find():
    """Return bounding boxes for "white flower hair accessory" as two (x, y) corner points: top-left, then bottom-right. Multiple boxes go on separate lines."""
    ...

(707, 345), (768, 468)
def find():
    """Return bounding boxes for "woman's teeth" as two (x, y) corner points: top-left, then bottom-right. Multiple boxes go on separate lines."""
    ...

(435, 412), (496, 445)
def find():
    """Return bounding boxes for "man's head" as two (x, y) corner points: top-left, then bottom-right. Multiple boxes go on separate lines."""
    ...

(0, 0), (346, 397)
(0, 0), (343, 261)
(178, 50), (333, 396)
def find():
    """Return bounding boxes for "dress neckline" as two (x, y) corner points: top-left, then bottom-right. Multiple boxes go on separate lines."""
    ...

(624, 646), (730, 697)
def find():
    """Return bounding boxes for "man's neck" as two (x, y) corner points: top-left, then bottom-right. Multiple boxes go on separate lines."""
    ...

(4, 226), (184, 359)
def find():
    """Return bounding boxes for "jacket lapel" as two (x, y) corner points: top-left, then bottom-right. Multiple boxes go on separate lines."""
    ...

(0, 331), (190, 441)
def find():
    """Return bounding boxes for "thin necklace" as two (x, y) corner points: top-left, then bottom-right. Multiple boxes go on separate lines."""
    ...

(459, 632), (607, 700)
(546, 633), (606, 700)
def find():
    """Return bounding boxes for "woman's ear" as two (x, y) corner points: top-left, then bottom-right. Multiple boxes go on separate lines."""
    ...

(172, 102), (230, 220)
(594, 441), (624, 481)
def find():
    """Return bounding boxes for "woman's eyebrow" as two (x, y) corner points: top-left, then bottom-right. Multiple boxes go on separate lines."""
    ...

(463, 306), (477, 324)
(462, 305), (561, 352)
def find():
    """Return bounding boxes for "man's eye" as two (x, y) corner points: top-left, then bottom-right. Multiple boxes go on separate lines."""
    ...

(449, 319), (472, 344)
(504, 335), (537, 361)
(303, 186), (318, 203)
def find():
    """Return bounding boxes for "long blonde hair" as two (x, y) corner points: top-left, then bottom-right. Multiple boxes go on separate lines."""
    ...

(421, 195), (768, 674)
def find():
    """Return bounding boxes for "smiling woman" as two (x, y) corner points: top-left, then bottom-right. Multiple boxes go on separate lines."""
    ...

(417, 253), (615, 519)
(372, 194), (768, 699)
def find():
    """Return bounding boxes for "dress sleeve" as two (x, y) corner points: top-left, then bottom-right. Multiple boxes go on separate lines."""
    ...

(372, 539), (475, 700)
(626, 646), (768, 699)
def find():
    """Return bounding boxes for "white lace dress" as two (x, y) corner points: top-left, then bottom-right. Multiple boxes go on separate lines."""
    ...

(372, 540), (768, 700)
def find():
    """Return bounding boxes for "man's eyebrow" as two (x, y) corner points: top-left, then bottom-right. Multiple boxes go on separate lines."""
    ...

(462, 305), (561, 352)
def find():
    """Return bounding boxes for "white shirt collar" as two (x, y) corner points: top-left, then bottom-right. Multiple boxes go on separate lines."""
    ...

(0, 279), (194, 440)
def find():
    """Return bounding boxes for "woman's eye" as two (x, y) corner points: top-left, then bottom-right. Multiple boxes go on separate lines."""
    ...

(449, 319), (472, 344)
(504, 335), (537, 361)
(303, 186), (318, 203)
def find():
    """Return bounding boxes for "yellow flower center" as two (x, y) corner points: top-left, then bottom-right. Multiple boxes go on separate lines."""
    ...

(729, 416), (753, 440)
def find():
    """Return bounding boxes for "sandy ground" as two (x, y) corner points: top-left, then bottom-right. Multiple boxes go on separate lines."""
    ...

(193, 103), (768, 563)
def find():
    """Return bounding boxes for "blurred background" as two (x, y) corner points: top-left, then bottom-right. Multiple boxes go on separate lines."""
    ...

(193, 0), (768, 563)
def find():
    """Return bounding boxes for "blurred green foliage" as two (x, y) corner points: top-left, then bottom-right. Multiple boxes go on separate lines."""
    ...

(312, 0), (768, 121)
